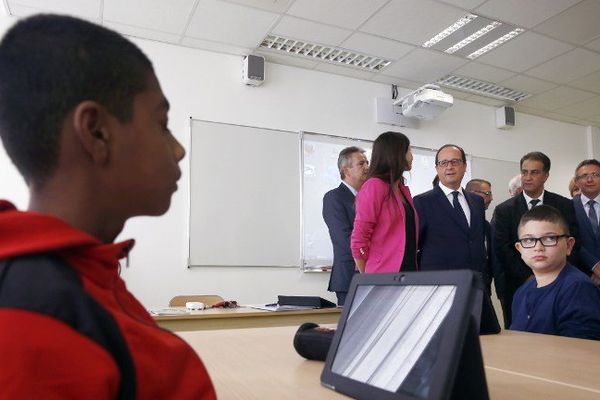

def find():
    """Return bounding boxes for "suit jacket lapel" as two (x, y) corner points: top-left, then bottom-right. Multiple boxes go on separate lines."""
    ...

(574, 194), (598, 238)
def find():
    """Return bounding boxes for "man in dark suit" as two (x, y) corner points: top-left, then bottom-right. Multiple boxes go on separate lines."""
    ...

(322, 146), (368, 305)
(414, 145), (487, 273)
(573, 159), (600, 285)
(492, 151), (580, 328)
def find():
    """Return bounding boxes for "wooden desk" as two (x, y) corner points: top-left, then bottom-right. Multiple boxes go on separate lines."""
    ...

(154, 307), (341, 332)
(179, 326), (600, 400)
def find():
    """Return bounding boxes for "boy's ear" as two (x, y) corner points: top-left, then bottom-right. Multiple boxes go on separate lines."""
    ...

(71, 100), (111, 165)
(515, 242), (524, 255)
(566, 236), (575, 256)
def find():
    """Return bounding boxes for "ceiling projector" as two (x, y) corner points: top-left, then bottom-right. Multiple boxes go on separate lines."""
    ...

(394, 84), (453, 120)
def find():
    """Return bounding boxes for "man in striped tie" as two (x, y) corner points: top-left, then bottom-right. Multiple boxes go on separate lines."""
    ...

(573, 159), (600, 285)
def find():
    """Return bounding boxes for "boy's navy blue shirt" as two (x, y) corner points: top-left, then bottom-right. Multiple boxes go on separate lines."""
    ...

(511, 264), (600, 340)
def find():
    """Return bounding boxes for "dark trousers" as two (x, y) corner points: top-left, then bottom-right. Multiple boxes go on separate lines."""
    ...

(335, 291), (348, 306)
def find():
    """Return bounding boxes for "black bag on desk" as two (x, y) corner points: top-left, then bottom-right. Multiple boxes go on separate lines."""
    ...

(278, 295), (336, 308)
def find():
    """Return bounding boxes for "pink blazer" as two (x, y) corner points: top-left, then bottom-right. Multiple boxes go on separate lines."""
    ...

(351, 177), (419, 273)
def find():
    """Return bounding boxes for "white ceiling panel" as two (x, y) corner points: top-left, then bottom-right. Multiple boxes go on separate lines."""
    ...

(525, 48), (600, 84)
(437, 0), (487, 10)
(8, 1), (100, 20)
(439, 87), (473, 100)
(476, 32), (573, 72)
(475, 0), (581, 29)
(360, 0), (466, 46)
(558, 95), (600, 119)
(519, 86), (597, 111)
(341, 33), (415, 60)
(104, 21), (181, 44)
(180, 36), (252, 56)
(383, 48), (467, 82)
(256, 49), (319, 69)
(220, 0), (292, 13)
(533, 0), (600, 45)
(568, 71), (600, 94)
(314, 63), (376, 80)
(541, 111), (589, 125)
(499, 75), (557, 94)
(451, 62), (516, 83)
(287, 0), (388, 30)
(464, 94), (506, 107)
(104, 0), (195, 35)
(186, 0), (278, 48)
(369, 74), (424, 89)
(272, 16), (351, 46)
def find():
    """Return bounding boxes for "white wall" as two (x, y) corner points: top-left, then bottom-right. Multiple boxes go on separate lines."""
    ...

(0, 16), (591, 307)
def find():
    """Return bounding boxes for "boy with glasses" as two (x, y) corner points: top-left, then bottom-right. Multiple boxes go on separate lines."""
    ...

(511, 205), (600, 339)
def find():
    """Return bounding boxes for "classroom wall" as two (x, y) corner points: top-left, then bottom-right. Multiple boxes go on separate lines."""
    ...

(0, 15), (592, 307)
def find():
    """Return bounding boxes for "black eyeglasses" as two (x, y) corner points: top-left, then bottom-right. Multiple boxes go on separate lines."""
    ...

(517, 235), (568, 248)
(436, 159), (463, 168)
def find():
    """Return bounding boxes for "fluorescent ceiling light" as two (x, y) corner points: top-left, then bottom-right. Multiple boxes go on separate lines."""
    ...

(259, 35), (391, 71)
(445, 21), (501, 54)
(422, 14), (477, 48)
(467, 28), (525, 59)
(437, 74), (530, 102)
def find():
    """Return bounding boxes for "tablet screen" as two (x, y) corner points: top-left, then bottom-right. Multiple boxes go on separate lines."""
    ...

(331, 285), (456, 399)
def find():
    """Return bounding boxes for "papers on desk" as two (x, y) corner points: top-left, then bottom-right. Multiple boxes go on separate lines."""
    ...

(149, 308), (190, 316)
(245, 304), (317, 312)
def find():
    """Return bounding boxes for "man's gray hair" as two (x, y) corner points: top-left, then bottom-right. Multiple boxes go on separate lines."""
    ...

(338, 146), (366, 180)
(508, 174), (521, 196)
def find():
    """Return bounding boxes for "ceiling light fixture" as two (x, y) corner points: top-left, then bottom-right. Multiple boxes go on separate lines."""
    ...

(422, 14), (478, 48)
(259, 35), (391, 71)
(445, 21), (502, 54)
(437, 74), (530, 102)
(467, 28), (525, 59)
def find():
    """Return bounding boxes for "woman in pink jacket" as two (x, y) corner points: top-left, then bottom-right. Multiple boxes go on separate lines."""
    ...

(351, 131), (418, 273)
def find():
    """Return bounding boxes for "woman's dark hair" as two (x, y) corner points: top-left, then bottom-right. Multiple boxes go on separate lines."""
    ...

(368, 131), (411, 186)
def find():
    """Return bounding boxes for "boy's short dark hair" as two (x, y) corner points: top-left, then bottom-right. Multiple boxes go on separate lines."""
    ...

(518, 205), (570, 236)
(0, 14), (153, 185)
(520, 151), (551, 172)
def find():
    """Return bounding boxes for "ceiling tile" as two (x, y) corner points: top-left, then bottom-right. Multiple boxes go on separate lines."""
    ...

(314, 63), (376, 80)
(525, 48), (600, 84)
(370, 74), (424, 89)
(539, 111), (588, 126)
(452, 62), (515, 83)
(104, 0), (195, 35)
(383, 48), (467, 82)
(519, 86), (596, 111)
(476, 31), (573, 72)
(286, 0), (388, 29)
(186, 0), (278, 48)
(360, 0), (466, 46)
(585, 37), (600, 52)
(533, 0), (600, 45)
(437, 0), (487, 10)
(104, 21), (181, 44)
(568, 70), (600, 95)
(255, 49), (319, 69)
(475, 0), (581, 29)
(220, 0), (292, 13)
(272, 16), (352, 46)
(180, 36), (252, 56)
(558, 95), (600, 119)
(8, 0), (100, 20)
(465, 94), (507, 107)
(438, 87), (473, 100)
(341, 33), (415, 60)
(499, 75), (557, 94)
(515, 104), (546, 115)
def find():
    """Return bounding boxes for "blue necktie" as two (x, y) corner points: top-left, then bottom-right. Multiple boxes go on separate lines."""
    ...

(588, 200), (599, 234)
(452, 191), (468, 225)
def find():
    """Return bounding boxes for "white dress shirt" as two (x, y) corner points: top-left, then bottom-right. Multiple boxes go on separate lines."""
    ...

(438, 183), (470, 226)
(341, 180), (357, 196)
(523, 191), (545, 210)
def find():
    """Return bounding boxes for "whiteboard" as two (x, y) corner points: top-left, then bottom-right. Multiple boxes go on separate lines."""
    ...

(470, 156), (519, 220)
(189, 120), (300, 267)
(302, 132), (471, 269)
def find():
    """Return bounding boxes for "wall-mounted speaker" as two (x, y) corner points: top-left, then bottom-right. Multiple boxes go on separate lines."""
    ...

(242, 55), (265, 86)
(496, 106), (515, 129)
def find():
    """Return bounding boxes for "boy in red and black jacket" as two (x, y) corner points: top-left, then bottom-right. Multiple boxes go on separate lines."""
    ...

(0, 14), (216, 399)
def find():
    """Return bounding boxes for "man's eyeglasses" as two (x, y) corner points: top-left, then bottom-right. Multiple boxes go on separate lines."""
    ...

(473, 190), (492, 196)
(576, 172), (600, 181)
(517, 235), (568, 248)
(436, 159), (463, 168)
